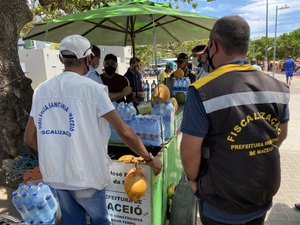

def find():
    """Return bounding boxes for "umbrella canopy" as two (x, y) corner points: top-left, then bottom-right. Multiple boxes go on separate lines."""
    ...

(25, 0), (216, 49)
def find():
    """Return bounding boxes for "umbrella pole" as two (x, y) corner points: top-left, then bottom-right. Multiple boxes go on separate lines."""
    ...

(150, 14), (164, 145)
(130, 16), (138, 99)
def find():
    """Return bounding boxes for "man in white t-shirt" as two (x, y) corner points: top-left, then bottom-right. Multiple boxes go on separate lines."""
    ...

(250, 58), (262, 71)
(24, 35), (162, 225)
(84, 44), (103, 84)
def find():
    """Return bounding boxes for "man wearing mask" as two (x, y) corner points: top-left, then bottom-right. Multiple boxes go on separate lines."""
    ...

(191, 45), (208, 80)
(84, 45), (103, 84)
(180, 16), (289, 225)
(100, 54), (132, 103)
(171, 53), (195, 83)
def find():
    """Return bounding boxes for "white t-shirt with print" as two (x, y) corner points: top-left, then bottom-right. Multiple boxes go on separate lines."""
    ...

(30, 71), (114, 190)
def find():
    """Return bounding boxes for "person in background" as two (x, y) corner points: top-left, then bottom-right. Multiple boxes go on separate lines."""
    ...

(84, 45), (103, 84)
(250, 58), (262, 71)
(100, 54), (132, 103)
(171, 53), (195, 83)
(283, 56), (296, 86)
(124, 57), (144, 103)
(191, 45), (208, 80)
(158, 61), (175, 84)
(24, 34), (162, 225)
(180, 16), (289, 225)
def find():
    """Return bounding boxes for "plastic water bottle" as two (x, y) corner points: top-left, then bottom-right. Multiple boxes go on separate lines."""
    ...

(128, 102), (137, 117)
(162, 101), (175, 140)
(153, 116), (163, 146)
(143, 80), (150, 102)
(46, 195), (58, 212)
(135, 116), (143, 142)
(178, 79), (184, 91)
(150, 80), (157, 100)
(151, 102), (160, 116)
(22, 192), (37, 221)
(173, 78), (179, 92)
(33, 192), (53, 223)
(185, 77), (191, 89)
(117, 102), (126, 119)
(17, 183), (28, 195)
(37, 183), (53, 197)
(181, 77), (187, 91)
(12, 191), (29, 219)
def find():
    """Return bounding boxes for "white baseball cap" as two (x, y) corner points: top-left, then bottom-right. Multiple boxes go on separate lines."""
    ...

(59, 35), (92, 59)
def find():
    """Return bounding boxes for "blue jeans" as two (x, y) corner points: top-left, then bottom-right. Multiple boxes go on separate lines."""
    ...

(56, 189), (111, 225)
(199, 200), (266, 225)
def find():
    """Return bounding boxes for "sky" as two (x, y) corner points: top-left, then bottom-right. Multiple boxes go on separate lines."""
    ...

(178, 0), (300, 39)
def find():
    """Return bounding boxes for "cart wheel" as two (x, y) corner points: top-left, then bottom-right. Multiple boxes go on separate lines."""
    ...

(169, 174), (199, 225)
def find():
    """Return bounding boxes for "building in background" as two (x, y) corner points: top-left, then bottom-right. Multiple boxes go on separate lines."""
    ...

(18, 39), (132, 89)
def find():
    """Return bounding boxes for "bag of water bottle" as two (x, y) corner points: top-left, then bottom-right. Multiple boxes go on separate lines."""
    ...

(131, 115), (162, 146)
(151, 101), (174, 140)
(12, 182), (58, 225)
(110, 102), (137, 142)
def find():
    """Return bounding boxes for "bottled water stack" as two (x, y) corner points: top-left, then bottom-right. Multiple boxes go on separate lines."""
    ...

(152, 101), (175, 140)
(110, 102), (137, 142)
(131, 115), (162, 146)
(12, 182), (58, 225)
(173, 77), (191, 94)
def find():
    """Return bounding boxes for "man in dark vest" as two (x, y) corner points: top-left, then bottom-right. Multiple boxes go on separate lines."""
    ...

(180, 16), (290, 225)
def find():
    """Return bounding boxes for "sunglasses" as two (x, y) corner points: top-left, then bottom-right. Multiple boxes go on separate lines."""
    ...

(176, 60), (185, 64)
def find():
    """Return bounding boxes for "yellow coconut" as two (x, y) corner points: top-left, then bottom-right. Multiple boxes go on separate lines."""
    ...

(124, 167), (147, 201)
(174, 69), (184, 78)
(118, 155), (135, 161)
(171, 97), (179, 113)
(152, 84), (171, 103)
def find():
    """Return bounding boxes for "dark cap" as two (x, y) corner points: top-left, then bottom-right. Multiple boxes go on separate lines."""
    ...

(104, 54), (117, 62)
(175, 53), (189, 62)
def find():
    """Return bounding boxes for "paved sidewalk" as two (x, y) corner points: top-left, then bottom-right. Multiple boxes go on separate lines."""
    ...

(263, 73), (300, 224)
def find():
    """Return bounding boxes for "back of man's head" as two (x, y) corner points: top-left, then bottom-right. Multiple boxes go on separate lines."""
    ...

(251, 58), (257, 65)
(210, 16), (250, 56)
(130, 57), (140, 65)
(59, 34), (92, 67)
(192, 45), (206, 54)
(91, 45), (100, 59)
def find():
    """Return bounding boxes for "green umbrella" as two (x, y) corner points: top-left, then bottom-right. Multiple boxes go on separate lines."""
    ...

(25, 0), (216, 57)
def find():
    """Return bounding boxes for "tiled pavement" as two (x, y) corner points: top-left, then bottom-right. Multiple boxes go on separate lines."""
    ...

(263, 73), (300, 224)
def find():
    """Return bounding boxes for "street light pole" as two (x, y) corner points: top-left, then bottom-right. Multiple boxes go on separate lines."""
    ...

(265, 0), (268, 72)
(272, 4), (289, 77)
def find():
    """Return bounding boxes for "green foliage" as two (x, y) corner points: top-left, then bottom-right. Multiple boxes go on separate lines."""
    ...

(247, 28), (300, 63)
(135, 39), (208, 67)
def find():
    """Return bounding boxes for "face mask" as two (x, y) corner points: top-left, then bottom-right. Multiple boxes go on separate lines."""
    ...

(192, 57), (199, 67)
(105, 66), (116, 75)
(202, 44), (216, 73)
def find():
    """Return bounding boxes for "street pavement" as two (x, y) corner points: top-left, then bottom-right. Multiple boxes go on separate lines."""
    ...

(263, 72), (300, 225)
(1, 72), (300, 224)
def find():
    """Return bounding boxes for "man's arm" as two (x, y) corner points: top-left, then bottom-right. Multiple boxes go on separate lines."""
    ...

(180, 133), (204, 192)
(24, 116), (38, 151)
(276, 122), (288, 147)
(109, 86), (132, 101)
(102, 110), (162, 175)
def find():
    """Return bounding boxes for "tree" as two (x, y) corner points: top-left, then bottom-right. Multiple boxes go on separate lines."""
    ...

(0, 1), (34, 158)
